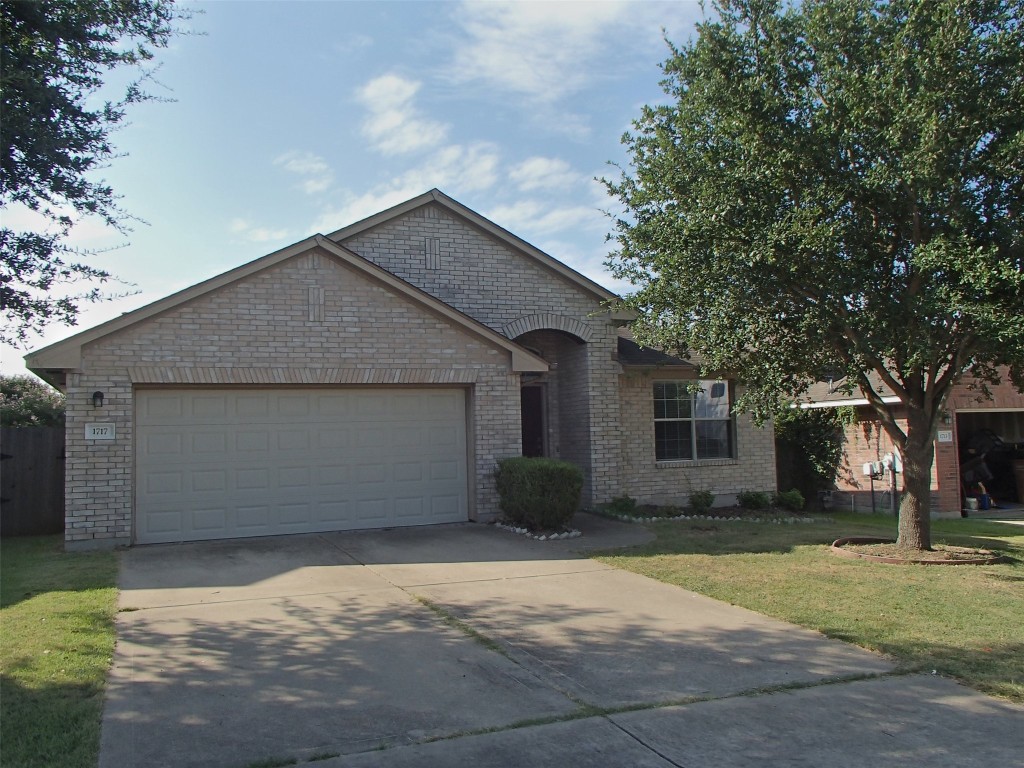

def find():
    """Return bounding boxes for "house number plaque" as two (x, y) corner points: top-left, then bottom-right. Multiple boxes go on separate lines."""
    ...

(85, 423), (116, 441)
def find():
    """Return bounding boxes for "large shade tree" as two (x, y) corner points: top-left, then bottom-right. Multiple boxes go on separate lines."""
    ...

(605, 0), (1024, 549)
(1, 0), (189, 344)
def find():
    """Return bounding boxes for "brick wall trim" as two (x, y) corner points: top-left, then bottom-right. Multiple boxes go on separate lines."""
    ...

(503, 313), (593, 343)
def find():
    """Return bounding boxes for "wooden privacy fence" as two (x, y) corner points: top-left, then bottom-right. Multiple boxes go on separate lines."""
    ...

(0, 426), (65, 536)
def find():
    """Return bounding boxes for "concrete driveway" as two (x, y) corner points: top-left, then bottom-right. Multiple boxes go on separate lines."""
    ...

(100, 514), (1024, 768)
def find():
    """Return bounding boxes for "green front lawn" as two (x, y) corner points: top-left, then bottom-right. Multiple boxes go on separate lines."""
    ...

(1, 535), (119, 768)
(594, 513), (1024, 701)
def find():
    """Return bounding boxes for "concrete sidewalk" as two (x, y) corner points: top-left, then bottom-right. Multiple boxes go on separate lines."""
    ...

(99, 515), (1023, 768)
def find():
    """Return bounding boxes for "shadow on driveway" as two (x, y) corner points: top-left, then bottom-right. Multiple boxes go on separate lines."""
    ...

(100, 515), (1020, 768)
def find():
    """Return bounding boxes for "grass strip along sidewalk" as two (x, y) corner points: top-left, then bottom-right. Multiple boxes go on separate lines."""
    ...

(594, 512), (1024, 702)
(1, 535), (118, 768)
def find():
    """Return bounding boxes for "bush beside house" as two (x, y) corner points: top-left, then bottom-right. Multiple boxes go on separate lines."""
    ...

(496, 457), (583, 532)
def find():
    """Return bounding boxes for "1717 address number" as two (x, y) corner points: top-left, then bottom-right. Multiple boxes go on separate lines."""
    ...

(85, 423), (116, 441)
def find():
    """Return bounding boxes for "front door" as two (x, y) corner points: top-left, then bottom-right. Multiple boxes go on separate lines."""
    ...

(520, 386), (545, 457)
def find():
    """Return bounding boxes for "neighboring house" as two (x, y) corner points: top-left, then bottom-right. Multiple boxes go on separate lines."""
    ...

(27, 189), (776, 548)
(802, 371), (1024, 517)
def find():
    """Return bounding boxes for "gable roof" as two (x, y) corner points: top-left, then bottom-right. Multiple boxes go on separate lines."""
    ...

(25, 235), (548, 386)
(327, 188), (624, 307)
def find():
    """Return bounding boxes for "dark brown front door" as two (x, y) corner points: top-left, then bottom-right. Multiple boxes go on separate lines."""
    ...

(521, 386), (545, 457)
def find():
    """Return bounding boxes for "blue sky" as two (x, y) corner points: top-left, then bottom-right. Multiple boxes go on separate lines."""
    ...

(3, 0), (706, 376)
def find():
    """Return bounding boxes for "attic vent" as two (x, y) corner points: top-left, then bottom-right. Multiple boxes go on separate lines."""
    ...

(424, 237), (441, 270)
(308, 286), (325, 322)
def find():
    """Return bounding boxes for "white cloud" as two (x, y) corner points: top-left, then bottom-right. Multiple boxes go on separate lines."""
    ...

(311, 142), (500, 233)
(508, 157), (579, 192)
(356, 74), (449, 156)
(274, 150), (334, 195)
(401, 143), (500, 192)
(534, 237), (625, 293)
(228, 218), (290, 244)
(447, 1), (659, 103)
(1, 202), (125, 248)
(485, 200), (598, 237)
(442, 1), (704, 139)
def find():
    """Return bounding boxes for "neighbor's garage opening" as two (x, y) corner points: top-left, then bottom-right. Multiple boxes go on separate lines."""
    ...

(957, 410), (1024, 508)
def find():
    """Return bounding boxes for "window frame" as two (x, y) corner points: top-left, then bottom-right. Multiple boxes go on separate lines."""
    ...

(652, 379), (735, 462)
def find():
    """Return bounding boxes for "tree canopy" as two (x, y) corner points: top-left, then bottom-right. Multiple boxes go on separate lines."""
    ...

(1, 0), (189, 344)
(0, 374), (64, 426)
(606, 0), (1024, 548)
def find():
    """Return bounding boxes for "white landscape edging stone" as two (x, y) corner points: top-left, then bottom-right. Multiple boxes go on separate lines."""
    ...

(605, 513), (833, 525)
(494, 522), (582, 541)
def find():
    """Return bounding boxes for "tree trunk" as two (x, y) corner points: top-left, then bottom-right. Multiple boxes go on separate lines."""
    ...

(897, 412), (935, 550)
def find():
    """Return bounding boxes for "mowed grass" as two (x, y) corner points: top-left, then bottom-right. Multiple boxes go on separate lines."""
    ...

(1, 535), (119, 768)
(593, 513), (1024, 701)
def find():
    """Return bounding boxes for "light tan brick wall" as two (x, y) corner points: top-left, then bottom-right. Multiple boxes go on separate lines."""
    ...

(555, 335), (594, 504)
(343, 203), (625, 508)
(584, 325), (624, 506)
(65, 374), (133, 543)
(339, 204), (604, 334)
(510, 328), (625, 508)
(617, 371), (776, 506)
(65, 248), (523, 547)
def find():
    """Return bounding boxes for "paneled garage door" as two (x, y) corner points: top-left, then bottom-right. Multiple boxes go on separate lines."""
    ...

(135, 388), (468, 544)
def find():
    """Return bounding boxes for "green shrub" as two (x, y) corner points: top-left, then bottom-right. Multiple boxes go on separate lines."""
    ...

(495, 457), (583, 531)
(737, 490), (772, 510)
(774, 406), (856, 503)
(1, 374), (65, 426)
(773, 488), (805, 512)
(606, 495), (638, 515)
(688, 489), (715, 513)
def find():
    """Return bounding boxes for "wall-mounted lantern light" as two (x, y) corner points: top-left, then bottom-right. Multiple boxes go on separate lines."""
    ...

(92, 391), (105, 408)
(941, 410), (952, 426)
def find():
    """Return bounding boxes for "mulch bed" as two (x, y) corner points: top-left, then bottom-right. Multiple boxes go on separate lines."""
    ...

(831, 536), (1005, 565)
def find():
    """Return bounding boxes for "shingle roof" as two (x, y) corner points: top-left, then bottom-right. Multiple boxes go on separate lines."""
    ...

(800, 372), (901, 407)
(616, 337), (696, 369)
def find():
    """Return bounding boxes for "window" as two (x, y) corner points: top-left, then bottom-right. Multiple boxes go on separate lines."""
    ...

(653, 380), (733, 461)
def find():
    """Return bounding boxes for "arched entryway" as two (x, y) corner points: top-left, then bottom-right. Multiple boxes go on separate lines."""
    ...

(514, 328), (590, 469)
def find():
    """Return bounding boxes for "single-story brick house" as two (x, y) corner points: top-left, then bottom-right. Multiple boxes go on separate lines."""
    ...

(802, 371), (1024, 517)
(27, 189), (776, 548)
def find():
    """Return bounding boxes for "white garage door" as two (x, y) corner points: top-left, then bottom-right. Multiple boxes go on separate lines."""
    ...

(135, 388), (469, 544)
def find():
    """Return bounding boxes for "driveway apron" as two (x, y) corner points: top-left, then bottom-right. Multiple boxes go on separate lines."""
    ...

(99, 515), (1023, 768)
(100, 531), (576, 768)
